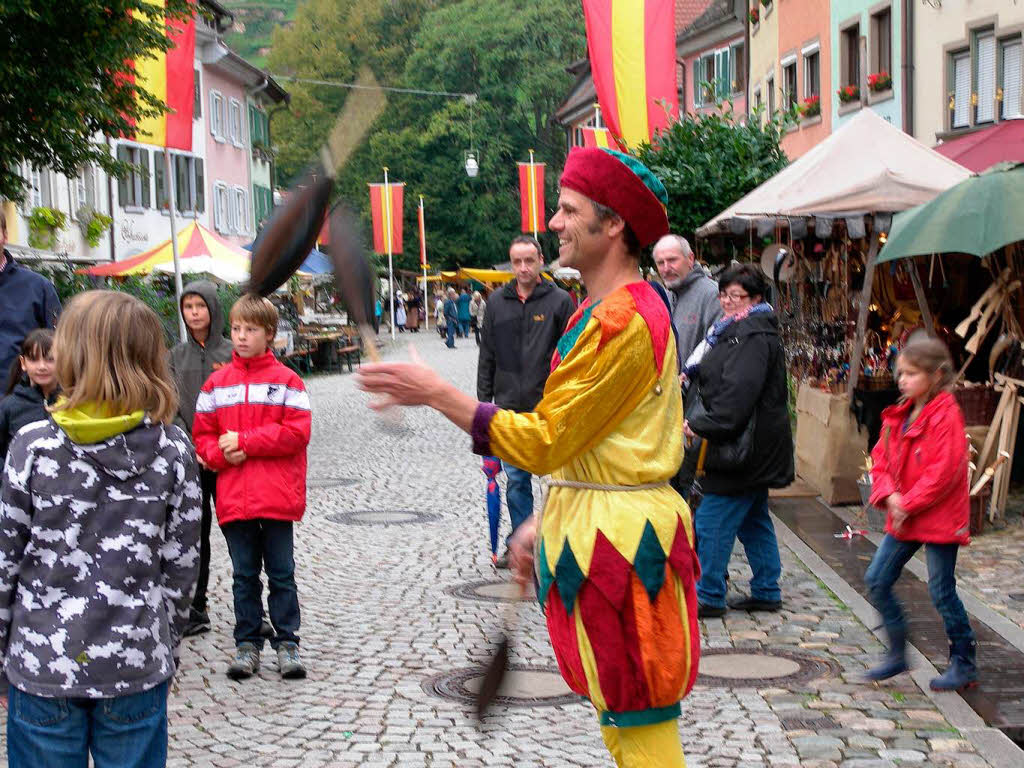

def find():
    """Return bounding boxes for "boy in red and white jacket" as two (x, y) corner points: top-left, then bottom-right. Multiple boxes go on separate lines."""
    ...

(192, 294), (311, 681)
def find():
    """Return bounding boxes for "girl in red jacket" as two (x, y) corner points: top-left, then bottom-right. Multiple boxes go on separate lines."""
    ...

(864, 336), (976, 691)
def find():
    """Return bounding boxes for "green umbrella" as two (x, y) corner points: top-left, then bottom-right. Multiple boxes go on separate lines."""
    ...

(878, 162), (1024, 263)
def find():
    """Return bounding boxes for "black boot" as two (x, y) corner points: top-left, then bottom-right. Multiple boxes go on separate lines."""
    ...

(930, 640), (978, 691)
(864, 625), (909, 681)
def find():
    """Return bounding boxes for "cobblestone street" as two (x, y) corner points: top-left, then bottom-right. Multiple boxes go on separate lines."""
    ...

(0, 330), (1012, 767)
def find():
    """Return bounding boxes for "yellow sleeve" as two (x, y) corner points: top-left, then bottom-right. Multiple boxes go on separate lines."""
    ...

(472, 315), (658, 476)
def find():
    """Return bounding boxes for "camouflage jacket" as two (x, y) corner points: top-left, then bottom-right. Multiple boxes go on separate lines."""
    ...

(0, 418), (200, 697)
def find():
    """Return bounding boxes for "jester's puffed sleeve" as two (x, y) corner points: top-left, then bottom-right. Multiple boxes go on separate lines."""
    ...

(471, 313), (660, 476)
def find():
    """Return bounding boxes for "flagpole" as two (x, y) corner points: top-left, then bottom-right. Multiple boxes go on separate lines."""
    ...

(594, 102), (602, 129)
(419, 195), (428, 332)
(528, 149), (538, 240)
(383, 167), (396, 340)
(166, 150), (186, 342)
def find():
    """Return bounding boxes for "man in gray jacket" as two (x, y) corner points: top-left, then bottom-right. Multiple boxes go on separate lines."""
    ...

(654, 234), (722, 498)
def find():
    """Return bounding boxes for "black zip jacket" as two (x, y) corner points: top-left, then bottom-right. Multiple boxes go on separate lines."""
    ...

(687, 311), (794, 495)
(477, 280), (575, 412)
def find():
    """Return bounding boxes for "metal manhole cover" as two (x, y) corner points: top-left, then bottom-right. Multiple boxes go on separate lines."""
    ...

(779, 713), (838, 731)
(446, 580), (534, 603)
(423, 666), (583, 708)
(326, 510), (440, 526)
(697, 648), (839, 688)
(307, 477), (359, 489)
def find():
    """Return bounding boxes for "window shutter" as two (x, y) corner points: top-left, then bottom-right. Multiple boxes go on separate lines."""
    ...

(155, 151), (167, 210)
(117, 146), (130, 205)
(213, 185), (222, 231)
(693, 58), (702, 106)
(954, 53), (971, 128)
(1003, 41), (1022, 118)
(195, 159), (205, 213)
(141, 150), (151, 208)
(978, 34), (997, 122)
(209, 92), (217, 135)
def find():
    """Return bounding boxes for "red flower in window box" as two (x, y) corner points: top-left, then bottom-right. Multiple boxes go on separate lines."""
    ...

(837, 84), (860, 103)
(749, 7), (759, 24)
(799, 94), (821, 118)
(868, 71), (892, 92)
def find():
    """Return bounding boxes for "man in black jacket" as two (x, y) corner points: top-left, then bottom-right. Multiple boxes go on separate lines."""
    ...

(0, 212), (61, 379)
(477, 236), (574, 567)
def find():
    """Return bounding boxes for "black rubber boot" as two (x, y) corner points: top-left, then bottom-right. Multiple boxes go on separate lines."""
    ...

(864, 625), (909, 682)
(930, 640), (979, 691)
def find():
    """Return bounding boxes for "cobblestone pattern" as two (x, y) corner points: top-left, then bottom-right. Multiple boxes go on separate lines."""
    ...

(0, 332), (995, 766)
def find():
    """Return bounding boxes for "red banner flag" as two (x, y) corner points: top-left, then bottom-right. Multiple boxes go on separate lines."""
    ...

(418, 199), (427, 266)
(518, 161), (545, 234)
(129, 1), (196, 150)
(582, 0), (678, 148)
(369, 182), (404, 254)
(581, 126), (614, 149)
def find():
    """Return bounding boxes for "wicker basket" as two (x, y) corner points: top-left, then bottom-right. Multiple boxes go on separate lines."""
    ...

(954, 385), (1000, 425)
(860, 371), (895, 391)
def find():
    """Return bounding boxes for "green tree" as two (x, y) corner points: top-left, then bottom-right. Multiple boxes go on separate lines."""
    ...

(636, 103), (794, 246)
(0, 0), (194, 201)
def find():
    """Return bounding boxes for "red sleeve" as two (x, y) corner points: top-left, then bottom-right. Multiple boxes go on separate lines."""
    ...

(899, 411), (965, 517)
(869, 424), (896, 508)
(191, 384), (230, 471)
(238, 380), (311, 458)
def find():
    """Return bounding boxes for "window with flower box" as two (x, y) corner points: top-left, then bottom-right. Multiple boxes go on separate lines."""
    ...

(782, 58), (798, 110)
(870, 8), (891, 83)
(841, 23), (861, 90)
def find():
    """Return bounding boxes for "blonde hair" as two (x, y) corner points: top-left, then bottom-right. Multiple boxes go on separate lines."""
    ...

(229, 293), (278, 337)
(899, 334), (955, 400)
(53, 290), (177, 424)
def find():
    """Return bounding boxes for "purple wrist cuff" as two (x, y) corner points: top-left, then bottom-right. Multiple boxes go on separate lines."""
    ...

(471, 402), (500, 456)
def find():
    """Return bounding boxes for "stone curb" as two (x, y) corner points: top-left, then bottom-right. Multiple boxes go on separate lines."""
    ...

(771, 510), (1024, 768)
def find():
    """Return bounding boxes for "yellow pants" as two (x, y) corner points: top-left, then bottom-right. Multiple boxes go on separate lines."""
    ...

(600, 720), (687, 767)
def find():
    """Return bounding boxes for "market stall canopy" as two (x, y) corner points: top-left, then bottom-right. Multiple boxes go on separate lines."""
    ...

(82, 222), (250, 279)
(933, 119), (1024, 173)
(457, 267), (515, 284)
(697, 109), (970, 237)
(243, 242), (329, 275)
(878, 162), (1024, 263)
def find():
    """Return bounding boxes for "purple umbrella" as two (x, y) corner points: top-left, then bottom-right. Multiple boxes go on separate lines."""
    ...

(482, 456), (502, 563)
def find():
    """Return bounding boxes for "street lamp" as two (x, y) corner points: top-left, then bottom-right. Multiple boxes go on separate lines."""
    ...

(464, 151), (479, 178)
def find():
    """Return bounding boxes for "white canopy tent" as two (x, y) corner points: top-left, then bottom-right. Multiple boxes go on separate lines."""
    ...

(697, 109), (970, 237)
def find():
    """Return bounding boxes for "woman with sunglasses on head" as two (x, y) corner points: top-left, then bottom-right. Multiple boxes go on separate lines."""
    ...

(682, 263), (794, 619)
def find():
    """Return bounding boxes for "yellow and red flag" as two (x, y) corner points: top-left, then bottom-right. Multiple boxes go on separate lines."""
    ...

(582, 0), (678, 148)
(369, 182), (404, 254)
(418, 197), (427, 267)
(581, 126), (614, 149)
(128, 1), (196, 150)
(518, 160), (545, 234)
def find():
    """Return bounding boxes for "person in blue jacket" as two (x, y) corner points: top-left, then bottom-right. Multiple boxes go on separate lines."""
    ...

(0, 212), (61, 378)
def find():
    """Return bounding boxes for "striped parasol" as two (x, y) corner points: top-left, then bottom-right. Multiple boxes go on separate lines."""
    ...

(80, 222), (251, 278)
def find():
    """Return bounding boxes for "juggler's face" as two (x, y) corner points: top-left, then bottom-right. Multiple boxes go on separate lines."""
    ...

(549, 188), (607, 272)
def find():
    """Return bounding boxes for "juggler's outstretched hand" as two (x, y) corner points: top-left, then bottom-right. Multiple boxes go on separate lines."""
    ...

(356, 345), (445, 410)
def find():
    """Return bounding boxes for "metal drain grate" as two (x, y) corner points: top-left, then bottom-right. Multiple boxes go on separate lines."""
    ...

(446, 580), (533, 603)
(325, 509), (440, 526)
(423, 666), (584, 708)
(696, 648), (840, 688)
(779, 713), (838, 731)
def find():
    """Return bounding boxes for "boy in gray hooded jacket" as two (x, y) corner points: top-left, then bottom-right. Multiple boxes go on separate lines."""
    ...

(169, 280), (232, 636)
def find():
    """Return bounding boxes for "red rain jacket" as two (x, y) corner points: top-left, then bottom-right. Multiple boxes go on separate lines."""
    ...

(192, 350), (311, 525)
(869, 391), (970, 545)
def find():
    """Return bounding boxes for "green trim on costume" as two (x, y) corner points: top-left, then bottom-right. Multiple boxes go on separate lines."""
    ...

(633, 520), (667, 603)
(599, 702), (681, 728)
(537, 538), (554, 609)
(554, 539), (585, 615)
(556, 301), (599, 362)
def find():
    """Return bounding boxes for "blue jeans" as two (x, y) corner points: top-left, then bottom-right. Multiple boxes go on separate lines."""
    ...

(503, 462), (534, 546)
(695, 490), (782, 609)
(221, 519), (300, 649)
(459, 319), (471, 338)
(445, 321), (457, 347)
(7, 680), (168, 768)
(864, 534), (975, 646)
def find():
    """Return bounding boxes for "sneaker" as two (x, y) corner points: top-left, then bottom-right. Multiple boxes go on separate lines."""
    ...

(182, 609), (211, 637)
(728, 595), (783, 612)
(260, 619), (275, 639)
(277, 641), (307, 680)
(227, 643), (260, 680)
